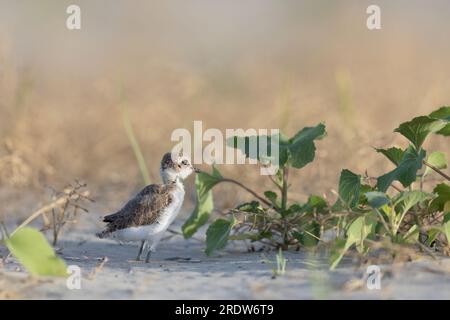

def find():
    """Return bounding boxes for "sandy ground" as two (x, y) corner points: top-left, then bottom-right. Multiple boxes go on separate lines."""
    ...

(2, 212), (450, 300)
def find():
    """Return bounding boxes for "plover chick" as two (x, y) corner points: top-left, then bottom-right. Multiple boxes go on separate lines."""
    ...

(97, 152), (199, 262)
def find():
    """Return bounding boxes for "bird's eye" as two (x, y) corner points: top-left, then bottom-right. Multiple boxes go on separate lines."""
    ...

(181, 160), (188, 165)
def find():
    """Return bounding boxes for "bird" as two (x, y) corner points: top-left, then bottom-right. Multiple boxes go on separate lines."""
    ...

(96, 152), (199, 262)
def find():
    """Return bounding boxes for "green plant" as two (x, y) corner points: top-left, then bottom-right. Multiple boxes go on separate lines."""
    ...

(182, 122), (327, 255)
(273, 248), (287, 277)
(1, 182), (91, 276)
(329, 106), (450, 269)
(182, 106), (450, 270)
(2, 227), (67, 276)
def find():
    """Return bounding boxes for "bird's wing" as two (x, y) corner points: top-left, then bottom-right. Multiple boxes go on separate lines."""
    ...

(102, 184), (174, 233)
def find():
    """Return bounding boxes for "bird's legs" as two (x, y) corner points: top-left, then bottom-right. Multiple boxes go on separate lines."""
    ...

(136, 240), (147, 261)
(145, 249), (152, 263)
(145, 238), (161, 263)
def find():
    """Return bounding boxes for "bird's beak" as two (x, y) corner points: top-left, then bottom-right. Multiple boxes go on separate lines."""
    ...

(193, 166), (200, 173)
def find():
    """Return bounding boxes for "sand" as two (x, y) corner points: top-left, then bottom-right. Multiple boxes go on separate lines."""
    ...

(1, 212), (450, 300)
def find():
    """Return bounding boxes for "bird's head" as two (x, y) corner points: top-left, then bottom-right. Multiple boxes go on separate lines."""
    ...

(160, 152), (199, 183)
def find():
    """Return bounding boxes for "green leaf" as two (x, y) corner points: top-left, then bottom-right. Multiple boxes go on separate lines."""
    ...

(375, 147), (404, 166)
(308, 195), (327, 208)
(227, 133), (290, 168)
(302, 195), (328, 214)
(426, 228), (441, 246)
(235, 201), (264, 213)
(424, 151), (448, 176)
(358, 184), (374, 205)
(429, 106), (450, 136)
(329, 239), (346, 270)
(205, 217), (236, 256)
(402, 224), (420, 244)
(264, 191), (278, 206)
(288, 123), (326, 169)
(330, 213), (377, 270)
(228, 230), (272, 241)
(285, 203), (303, 216)
(394, 190), (431, 214)
(196, 166), (223, 196)
(430, 106), (450, 121)
(226, 123), (326, 170)
(443, 213), (450, 245)
(430, 183), (450, 213)
(4, 227), (67, 277)
(391, 191), (432, 234)
(365, 191), (390, 209)
(346, 214), (377, 252)
(228, 232), (268, 241)
(377, 145), (426, 192)
(435, 124), (450, 136)
(294, 221), (320, 247)
(277, 135), (291, 168)
(182, 167), (223, 238)
(336, 169), (361, 209)
(394, 116), (446, 149)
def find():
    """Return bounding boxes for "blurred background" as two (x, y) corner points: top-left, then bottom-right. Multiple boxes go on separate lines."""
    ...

(0, 0), (449, 220)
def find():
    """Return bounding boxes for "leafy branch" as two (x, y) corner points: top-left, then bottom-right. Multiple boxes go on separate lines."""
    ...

(181, 106), (450, 270)
(423, 160), (450, 182)
(182, 122), (327, 255)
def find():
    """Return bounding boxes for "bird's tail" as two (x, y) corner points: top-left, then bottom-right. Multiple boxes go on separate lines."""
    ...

(97, 213), (116, 238)
(96, 230), (110, 239)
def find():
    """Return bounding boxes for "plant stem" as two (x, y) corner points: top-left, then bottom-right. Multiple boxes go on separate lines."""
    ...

(0, 221), (9, 240)
(52, 209), (57, 246)
(367, 176), (403, 192)
(390, 184), (403, 193)
(219, 178), (272, 207)
(268, 174), (283, 192)
(416, 240), (437, 260)
(423, 160), (450, 181)
(281, 167), (289, 246)
(281, 167), (289, 211)
(375, 208), (392, 237)
(11, 196), (68, 236)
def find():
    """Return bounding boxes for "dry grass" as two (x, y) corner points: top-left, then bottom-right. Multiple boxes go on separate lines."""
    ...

(0, 1), (449, 221)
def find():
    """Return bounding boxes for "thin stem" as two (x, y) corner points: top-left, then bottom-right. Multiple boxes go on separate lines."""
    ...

(219, 178), (272, 207)
(394, 206), (413, 236)
(366, 176), (403, 192)
(11, 196), (69, 236)
(281, 167), (289, 246)
(416, 240), (437, 260)
(268, 174), (283, 193)
(281, 167), (289, 210)
(0, 221), (9, 240)
(375, 208), (392, 237)
(390, 184), (403, 193)
(423, 160), (450, 181)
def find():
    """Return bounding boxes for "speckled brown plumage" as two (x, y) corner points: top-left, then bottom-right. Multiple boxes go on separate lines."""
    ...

(97, 183), (176, 237)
